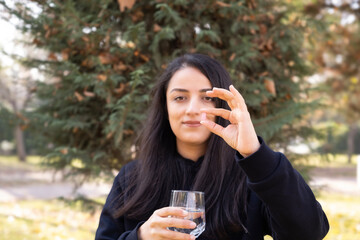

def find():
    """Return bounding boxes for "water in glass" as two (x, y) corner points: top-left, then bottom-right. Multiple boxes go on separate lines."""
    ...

(168, 190), (205, 238)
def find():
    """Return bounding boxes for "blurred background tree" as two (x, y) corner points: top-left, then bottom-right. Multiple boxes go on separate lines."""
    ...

(0, 0), (320, 178)
(303, 0), (360, 162)
(0, 64), (36, 161)
(0, 107), (15, 154)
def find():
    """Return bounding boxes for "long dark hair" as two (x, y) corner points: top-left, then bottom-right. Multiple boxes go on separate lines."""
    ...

(115, 54), (248, 239)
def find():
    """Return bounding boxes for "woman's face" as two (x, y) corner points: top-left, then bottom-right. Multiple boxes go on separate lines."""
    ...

(166, 67), (216, 149)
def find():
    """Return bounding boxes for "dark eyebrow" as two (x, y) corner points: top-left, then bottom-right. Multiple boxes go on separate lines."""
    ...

(200, 88), (213, 92)
(170, 88), (188, 93)
(170, 88), (212, 93)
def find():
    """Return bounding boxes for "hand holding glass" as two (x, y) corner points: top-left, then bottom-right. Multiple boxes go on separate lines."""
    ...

(168, 190), (205, 238)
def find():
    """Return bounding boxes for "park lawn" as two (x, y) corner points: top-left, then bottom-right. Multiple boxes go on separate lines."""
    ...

(263, 192), (360, 240)
(0, 198), (104, 240)
(296, 153), (358, 168)
(318, 192), (360, 240)
(0, 155), (45, 171)
(1, 154), (359, 239)
(0, 192), (359, 240)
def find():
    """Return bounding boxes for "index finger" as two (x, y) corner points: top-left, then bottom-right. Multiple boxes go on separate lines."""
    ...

(206, 87), (234, 103)
(207, 86), (239, 110)
(155, 207), (188, 218)
(207, 85), (248, 111)
(229, 85), (248, 111)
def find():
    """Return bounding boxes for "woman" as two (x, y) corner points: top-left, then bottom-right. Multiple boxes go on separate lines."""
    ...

(95, 54), (329, 240)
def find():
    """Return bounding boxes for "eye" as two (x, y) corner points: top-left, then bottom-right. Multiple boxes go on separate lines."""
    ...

(203, 96), (215, 102)
(174, 96), (186, 101)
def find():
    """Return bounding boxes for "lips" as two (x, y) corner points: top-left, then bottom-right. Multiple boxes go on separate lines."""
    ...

(183, 121), (201, 127)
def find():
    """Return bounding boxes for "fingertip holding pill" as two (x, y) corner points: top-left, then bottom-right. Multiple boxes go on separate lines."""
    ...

(201, 112), (206, 121)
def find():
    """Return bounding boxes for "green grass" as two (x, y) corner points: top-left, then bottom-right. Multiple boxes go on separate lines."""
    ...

(0, 193), (359, 240)
(1, 154), (359, 239)
(0, 192), (360, 240)
(260, 191), (360, 240)
(0, 155), (46, 171)
(3, 193), (358, 240)
(0, 198), (103, 240)
(317, 192), (360, 240)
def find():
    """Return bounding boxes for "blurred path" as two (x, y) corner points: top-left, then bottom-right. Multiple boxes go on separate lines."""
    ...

(0, 169), (112, 202)
(1, 165), (360, 202)
(309, 166), (360, 196)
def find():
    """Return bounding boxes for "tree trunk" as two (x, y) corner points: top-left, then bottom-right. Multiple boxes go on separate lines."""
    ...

(14, 125), (27, 162)
(347, 123), (358, 164)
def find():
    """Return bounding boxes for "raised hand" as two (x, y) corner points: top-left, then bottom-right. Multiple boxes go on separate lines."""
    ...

(200, 85), (260, 157)
(138, 207), (196, 240)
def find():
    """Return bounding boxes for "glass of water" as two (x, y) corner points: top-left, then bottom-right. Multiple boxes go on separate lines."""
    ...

(168, 190), (205, 238)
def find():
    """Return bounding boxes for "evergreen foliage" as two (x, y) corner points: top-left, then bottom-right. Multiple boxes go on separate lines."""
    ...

(0, 0), (317, 177)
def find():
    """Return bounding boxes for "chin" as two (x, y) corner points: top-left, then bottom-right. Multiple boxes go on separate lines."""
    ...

(180, 135), (211, 146)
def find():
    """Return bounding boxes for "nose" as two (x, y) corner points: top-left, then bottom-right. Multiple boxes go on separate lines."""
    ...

(186, 97), (201, 115)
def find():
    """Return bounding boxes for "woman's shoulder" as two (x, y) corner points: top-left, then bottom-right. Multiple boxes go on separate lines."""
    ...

(114, 160), (139, 184)
(121, 160), (138, 172)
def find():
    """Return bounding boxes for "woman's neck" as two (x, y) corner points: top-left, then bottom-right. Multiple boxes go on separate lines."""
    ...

(176, 140), (207, 161)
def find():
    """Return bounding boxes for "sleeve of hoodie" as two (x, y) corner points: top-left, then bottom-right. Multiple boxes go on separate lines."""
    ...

(95, 162), (143, 240)
(237, 137), (329, 240)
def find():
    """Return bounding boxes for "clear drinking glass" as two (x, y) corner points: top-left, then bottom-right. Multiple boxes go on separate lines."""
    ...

(168, 190), (206, 238)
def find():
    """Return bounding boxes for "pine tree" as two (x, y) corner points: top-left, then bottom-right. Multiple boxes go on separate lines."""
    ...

(0, 0), (317, 177)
